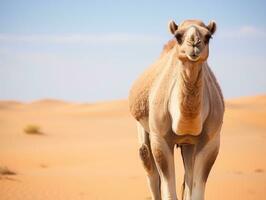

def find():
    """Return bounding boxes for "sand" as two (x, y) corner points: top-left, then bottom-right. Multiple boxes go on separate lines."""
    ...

(0, 95), (266, 200)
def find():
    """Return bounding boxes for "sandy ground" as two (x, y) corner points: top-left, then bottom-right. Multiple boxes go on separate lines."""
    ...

(0, 95), (266, 200)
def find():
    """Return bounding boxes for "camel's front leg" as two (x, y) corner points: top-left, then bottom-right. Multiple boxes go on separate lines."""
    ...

(191, 133), (220, 200)
(181, 131), (220, 200)
(181, 144), (195, 200)
(150, 133), (177, 200)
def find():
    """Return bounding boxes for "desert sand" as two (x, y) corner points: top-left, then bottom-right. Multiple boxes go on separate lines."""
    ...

(0, 95), (266, 200)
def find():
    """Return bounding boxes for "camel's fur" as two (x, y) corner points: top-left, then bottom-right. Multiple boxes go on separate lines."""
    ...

(129, 19), (224, 200)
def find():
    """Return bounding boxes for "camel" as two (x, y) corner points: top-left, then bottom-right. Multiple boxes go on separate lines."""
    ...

(128, 19), (224, 200)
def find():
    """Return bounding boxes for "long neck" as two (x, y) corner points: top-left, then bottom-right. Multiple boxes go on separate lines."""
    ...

(176, 60), (204, 135)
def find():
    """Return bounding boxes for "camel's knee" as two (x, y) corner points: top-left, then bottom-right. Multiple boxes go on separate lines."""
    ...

(153, 147), (169, 178)
(139, 144), (153, 173)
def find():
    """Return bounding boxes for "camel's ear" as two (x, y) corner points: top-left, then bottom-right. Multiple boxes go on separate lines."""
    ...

(207, 20), (217, 35)
(168, 20), (178, 35)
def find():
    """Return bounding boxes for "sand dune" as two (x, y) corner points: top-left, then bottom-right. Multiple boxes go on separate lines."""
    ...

(0, 95), (266, 200)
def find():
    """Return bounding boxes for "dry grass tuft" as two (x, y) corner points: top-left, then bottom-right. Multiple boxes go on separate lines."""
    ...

(24, 124), (42, 135)
(0, 166), (16, 175)
(254, 168), (264, 173)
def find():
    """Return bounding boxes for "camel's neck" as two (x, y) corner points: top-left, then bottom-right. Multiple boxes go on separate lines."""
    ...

(175, 60), (204, 135)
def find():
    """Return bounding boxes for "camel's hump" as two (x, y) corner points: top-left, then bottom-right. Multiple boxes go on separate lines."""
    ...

(128, 64), (156, 120)
(128, 41), (175, 120)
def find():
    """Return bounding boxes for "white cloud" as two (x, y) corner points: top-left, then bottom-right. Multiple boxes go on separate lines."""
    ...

(219, 25), (266, 39)
(0, 33), (164, 45)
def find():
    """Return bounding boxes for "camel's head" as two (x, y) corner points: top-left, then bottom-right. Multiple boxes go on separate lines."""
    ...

(168, 19), (216, 63)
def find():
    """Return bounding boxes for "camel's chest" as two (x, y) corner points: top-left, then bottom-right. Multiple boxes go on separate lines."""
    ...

(149, 76), (205, 136)
(168, 81), (204, 136)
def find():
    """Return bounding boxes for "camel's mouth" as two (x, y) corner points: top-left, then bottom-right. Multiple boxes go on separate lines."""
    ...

(187, 54), (201, 62)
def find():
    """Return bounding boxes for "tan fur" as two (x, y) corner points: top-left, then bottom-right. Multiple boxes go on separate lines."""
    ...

(130, 19), (224, 200)
(129, 20), (223, 135)
(179, 19), (207, 29)
(153, 147), (169, 178)
(139, 144), (153, 173)
(177, 62), (203, 134)
(201, 143), (219, 182)
(129, 47), (174, 121)
(161, 39), (177, 56)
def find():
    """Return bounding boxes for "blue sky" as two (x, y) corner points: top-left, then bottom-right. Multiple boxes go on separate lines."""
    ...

(0, 0), (266, 102)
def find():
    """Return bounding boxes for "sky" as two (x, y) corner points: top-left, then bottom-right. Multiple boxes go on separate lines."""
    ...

(0, 0), (266, 102)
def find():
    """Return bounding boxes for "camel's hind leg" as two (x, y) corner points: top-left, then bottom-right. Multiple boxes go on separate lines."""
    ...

(137, 122), (161, 200)
(181, 132), (220, 200)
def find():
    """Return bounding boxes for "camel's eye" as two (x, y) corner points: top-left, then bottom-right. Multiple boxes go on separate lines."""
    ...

(204, 34), (212, 44)
(175, 32), (184, 44)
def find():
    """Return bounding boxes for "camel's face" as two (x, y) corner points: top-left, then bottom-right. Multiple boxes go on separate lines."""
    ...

(169, 19), (216, 63)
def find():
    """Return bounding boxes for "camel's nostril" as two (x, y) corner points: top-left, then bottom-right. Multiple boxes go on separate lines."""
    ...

(187, 49), (201, 61)
(194, 48), (200, 56)
(190, 52), (198, 58)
